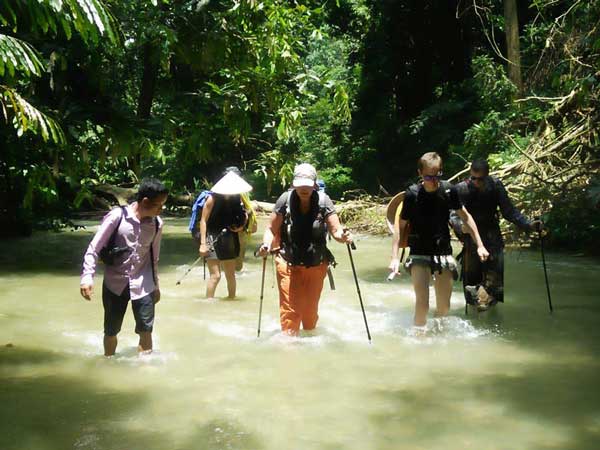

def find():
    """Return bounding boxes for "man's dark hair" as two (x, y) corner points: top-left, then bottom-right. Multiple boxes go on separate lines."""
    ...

(136, 178), (168, 201)
(471, 159), (490, 175)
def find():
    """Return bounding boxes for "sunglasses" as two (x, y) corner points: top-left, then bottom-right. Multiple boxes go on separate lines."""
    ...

(422, 173), (443, 182)
(470, 175), (486, 182)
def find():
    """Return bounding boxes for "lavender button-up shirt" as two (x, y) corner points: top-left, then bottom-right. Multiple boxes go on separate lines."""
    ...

(81, 204), (163, 300)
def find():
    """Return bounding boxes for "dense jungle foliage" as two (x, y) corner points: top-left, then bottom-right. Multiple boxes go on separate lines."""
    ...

(1, 0), (598, 251)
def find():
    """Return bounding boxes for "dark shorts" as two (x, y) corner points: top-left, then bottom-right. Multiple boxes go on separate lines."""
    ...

(207, 229), (240, 261)
(102, 284), (155, 336)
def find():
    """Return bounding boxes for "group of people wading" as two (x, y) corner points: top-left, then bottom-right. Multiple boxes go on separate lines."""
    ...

(80, 153), (541, 356)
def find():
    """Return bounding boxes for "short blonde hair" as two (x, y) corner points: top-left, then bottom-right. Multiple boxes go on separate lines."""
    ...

(418, 152), (443, 172)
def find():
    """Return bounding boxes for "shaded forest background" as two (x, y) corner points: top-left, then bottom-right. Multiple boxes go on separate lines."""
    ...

(1, 0), (599, 251)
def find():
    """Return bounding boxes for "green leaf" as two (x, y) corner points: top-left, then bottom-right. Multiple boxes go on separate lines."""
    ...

(0, 86), (66, 144)
(0, 34), (45, 77)
(277, 116), (287, 140)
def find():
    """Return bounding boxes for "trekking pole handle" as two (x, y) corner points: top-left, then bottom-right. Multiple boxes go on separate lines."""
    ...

(343, 227), (356, 250)
(254, 243), (280, 258)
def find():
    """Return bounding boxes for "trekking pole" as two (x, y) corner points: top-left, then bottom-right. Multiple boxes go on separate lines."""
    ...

(346, 241), (372, 343)
(253, 245), (268, 337)
(176, 256), (203, 286)
(257, 255), (267, 337)
(539, 229), (553, 313)
(203, 258), (206, 280)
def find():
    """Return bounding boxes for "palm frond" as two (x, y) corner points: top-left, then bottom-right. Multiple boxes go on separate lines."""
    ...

(0, 0), (121, 45)
(0, 34), (45, 78)
(0, 85), (66, 144)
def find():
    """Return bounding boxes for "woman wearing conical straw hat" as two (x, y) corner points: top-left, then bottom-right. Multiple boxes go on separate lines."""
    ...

(221, 167), (258, 272)
(199, 170), (252, 299)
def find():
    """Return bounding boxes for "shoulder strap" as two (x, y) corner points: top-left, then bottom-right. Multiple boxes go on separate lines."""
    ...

(438, 181), (452, 201)
(107, 206), (125, 247)
(150, 217), (159, 285)
(317, 191), (330, 223)
(408, 183), (420, 195)
(283, 190), (292, 218)
(456, 180), (469, 197)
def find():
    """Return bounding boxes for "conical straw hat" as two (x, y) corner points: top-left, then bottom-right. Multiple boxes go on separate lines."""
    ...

(211, 171), (253, 195)
(385, 191), (405, 234)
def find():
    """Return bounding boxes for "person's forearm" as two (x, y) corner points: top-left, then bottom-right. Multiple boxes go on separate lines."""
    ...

(391, 219), (407, 260)
(199, 220), (207, 246)
(391, 231), (400, 259)
(325, 214), (345, 243)
(330, 228), (345, 243)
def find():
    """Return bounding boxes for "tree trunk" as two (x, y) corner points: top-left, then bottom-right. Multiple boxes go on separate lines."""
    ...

(131, 42), (160, 175)
(504, 0), (523, 96)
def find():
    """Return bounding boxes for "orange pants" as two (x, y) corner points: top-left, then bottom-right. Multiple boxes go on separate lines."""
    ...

(275, 255), (328, 335)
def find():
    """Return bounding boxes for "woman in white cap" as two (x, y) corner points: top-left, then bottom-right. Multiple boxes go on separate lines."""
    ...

(199, 170), (253, 299)
(258, 163), (352, 336)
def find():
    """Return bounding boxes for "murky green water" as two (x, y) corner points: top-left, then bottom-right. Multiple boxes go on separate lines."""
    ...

(1, 217), (599, 450)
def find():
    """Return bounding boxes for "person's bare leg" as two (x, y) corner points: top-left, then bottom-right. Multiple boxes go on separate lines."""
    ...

(206, 259), (221, 298)
(222, 259), (237, 298)
(411, 265), (431, 326)
(433, 269), (453, 317)
(104, 335), (117, 357)
(236, 233), (247, 271)
(137, 332), (153, 354)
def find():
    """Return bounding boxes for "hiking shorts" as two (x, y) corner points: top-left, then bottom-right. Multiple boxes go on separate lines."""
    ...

(102, 284), (155, 336)
(405, 254), (459, 280)
(205, 229), (240, 261)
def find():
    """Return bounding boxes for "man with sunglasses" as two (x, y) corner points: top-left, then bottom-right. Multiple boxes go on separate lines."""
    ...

(389, 152), (489, 329)
(450, 159), (542, 311)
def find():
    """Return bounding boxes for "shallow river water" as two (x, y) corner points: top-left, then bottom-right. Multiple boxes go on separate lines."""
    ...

(1, 217), (599, 450)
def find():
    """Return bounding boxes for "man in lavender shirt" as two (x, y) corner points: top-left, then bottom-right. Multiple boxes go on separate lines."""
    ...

(80, 179), (168, 356)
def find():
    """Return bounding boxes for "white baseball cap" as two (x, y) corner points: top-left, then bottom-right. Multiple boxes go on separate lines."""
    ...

(292, 163), (317, 188)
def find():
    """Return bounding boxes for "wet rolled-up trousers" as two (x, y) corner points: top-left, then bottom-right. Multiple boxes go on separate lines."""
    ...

(275, 255), (328, 335)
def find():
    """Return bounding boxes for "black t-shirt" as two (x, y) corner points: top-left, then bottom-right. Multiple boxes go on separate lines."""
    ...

(207, 194), (246, 233)
(456, 176), (531, 246)
(401, 182), (462, 255)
